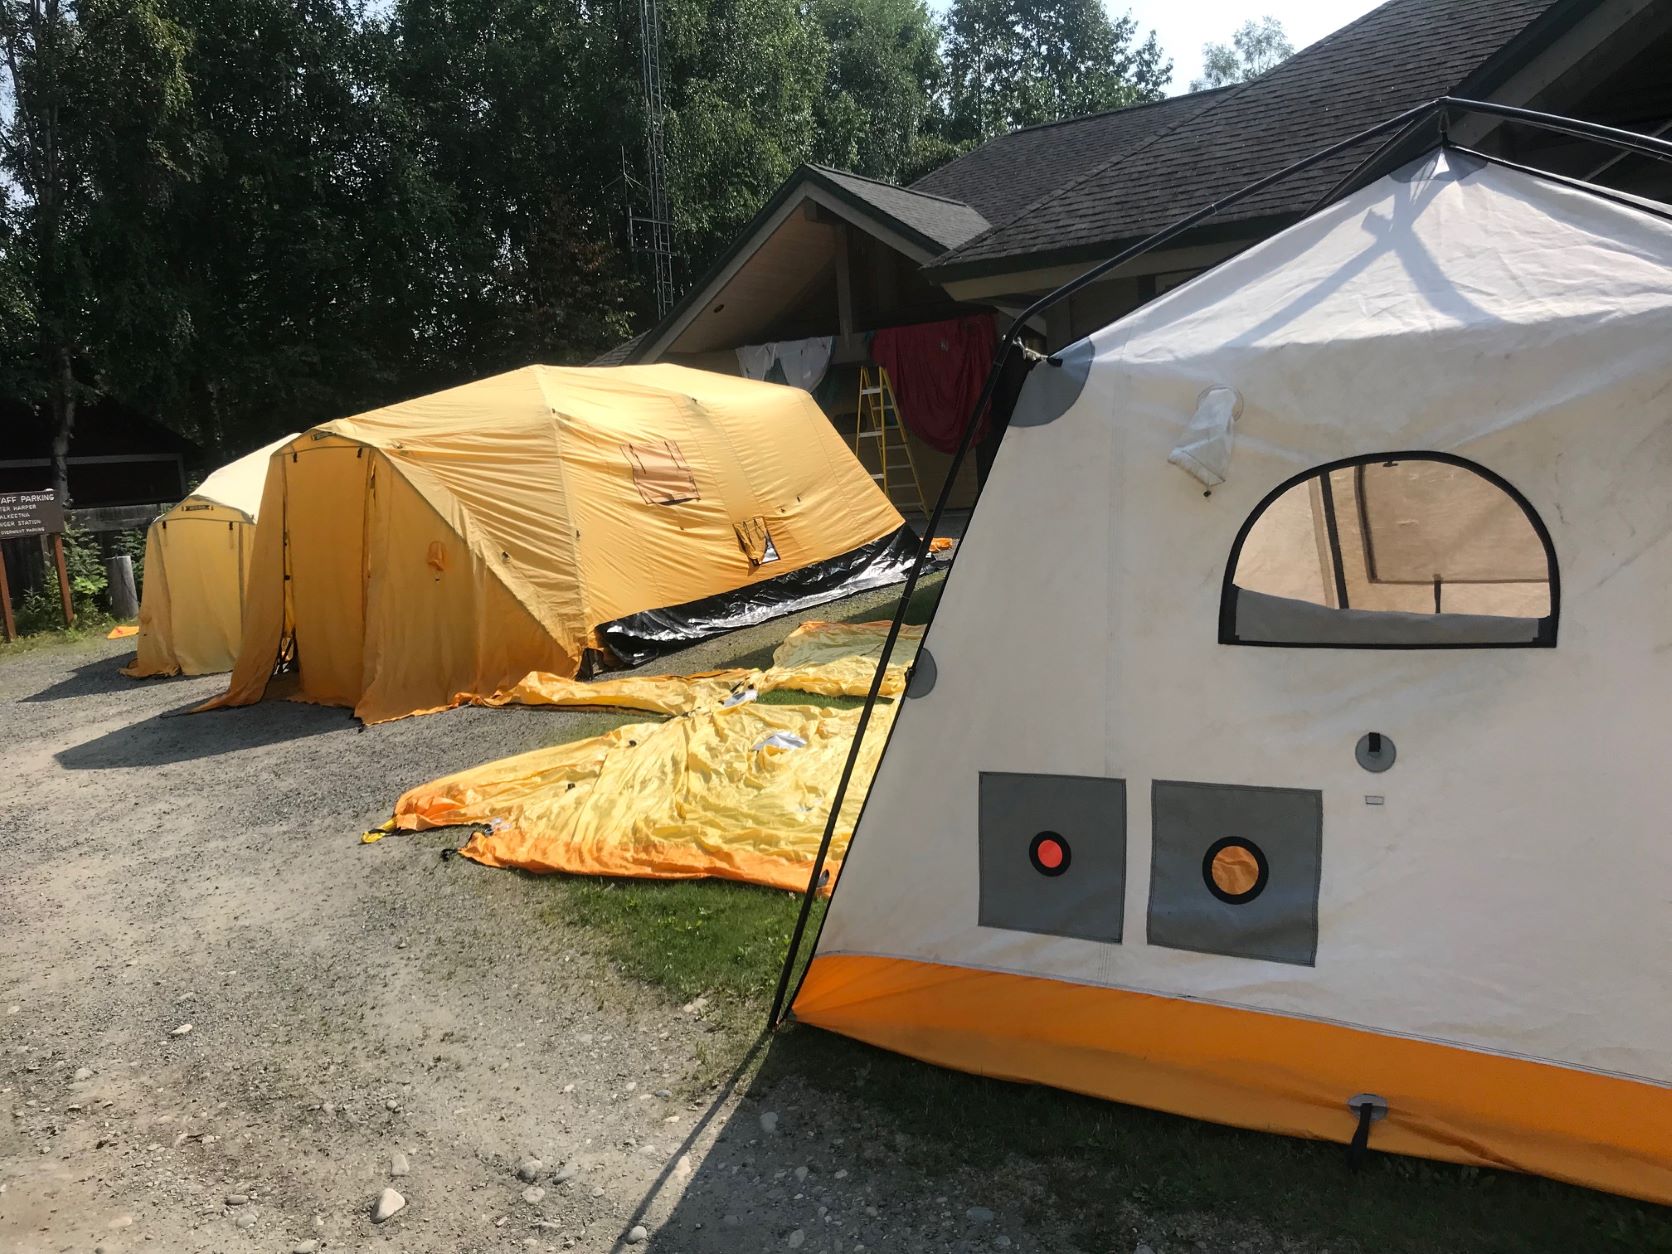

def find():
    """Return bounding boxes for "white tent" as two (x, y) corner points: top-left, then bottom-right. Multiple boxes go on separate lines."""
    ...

(791, 150), (1672, 1203)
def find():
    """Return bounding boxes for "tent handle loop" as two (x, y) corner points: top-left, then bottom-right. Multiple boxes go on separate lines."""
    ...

(1346, 1094), (1387, 1172)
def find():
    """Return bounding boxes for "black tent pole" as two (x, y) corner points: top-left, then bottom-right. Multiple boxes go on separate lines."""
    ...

(766, 97), (1672, 1031)
(1439, 96), (1672, 166)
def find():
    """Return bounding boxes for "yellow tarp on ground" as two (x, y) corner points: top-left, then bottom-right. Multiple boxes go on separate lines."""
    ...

(395, 701), (898, 894)
(385, 620), (918, 892)
(472, 619), (925, 716)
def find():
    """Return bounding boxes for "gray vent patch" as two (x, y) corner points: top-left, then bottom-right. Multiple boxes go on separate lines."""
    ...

(978, 772), (1126, 943)
(1147, 779), (1321, 966)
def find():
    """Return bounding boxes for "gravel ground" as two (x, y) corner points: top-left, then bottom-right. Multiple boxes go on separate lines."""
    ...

(1, 577), (1064, 1254)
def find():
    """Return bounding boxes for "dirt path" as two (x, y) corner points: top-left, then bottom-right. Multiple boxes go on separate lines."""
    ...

(1, 594), (1051, 1254)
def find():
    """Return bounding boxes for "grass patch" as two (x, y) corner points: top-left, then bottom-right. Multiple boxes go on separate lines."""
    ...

(540, 876), (819, 1009)
(0, 614), (129, 660)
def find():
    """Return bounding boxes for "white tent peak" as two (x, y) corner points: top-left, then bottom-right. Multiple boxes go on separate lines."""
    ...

(1090, 148), (1672, 363)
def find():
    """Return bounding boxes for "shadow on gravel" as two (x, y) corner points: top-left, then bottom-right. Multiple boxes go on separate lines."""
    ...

(19, 653), (187, 703)
(55, 698), (351, 769)
(610, 1030), (774, 1251)
(639, 1022), (1672, 1254)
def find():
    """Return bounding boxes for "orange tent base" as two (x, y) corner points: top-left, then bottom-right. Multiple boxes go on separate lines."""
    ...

(793, 954), (1672, 1206)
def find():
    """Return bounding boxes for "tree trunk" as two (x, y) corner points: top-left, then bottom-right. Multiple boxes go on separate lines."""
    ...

(48, 345), (76, 507)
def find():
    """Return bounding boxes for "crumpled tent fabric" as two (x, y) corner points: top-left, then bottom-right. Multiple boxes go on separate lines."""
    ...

(471, 620), (925, 715)
(394, 700), (898, 893)
(122, 434), (296, 678)
(198, 365), (907, 724)
(386, 619), (918, 891)
(763, 618), (924, 697)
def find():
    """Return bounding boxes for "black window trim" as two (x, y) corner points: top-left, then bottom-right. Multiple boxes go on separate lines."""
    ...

(1218, 451), (1560, 650)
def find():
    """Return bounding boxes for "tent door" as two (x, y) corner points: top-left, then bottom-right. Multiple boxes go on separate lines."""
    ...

(283, 443), (371, 708)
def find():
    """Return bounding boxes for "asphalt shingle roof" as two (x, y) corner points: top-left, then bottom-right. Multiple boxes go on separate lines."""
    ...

(589, 333), (646, 367)
(809, 165), (991, 251)
(909, 89), (1231, 225)
(928, 0), (1568, 278)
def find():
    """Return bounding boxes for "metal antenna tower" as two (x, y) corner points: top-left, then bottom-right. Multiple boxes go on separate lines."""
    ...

(631, 0), (676, 317)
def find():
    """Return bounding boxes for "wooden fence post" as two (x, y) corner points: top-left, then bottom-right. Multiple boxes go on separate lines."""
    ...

(53, 533), (74, 627)
(0, 549), (15, 643)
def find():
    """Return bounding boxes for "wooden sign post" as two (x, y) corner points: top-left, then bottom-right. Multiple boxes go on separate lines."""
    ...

(0, 488), (71, 635)
(0, 548), (14, 642)
(52, 533), (74, 627)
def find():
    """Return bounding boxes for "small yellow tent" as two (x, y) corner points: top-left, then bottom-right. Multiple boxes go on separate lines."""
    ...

(123, 434), (298, 678)
(201, 365), (912, 724)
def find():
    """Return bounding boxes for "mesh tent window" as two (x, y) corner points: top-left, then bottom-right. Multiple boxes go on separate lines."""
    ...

(624, 440), (699, 505)
(1219, 453), (1558, 649)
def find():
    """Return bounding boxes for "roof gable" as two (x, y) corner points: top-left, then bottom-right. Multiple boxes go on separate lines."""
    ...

(628, 165), (990, 362)
(812, 165), (991, 251)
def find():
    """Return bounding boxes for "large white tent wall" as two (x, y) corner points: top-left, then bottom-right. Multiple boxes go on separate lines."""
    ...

(791, 150), (1672, 1203)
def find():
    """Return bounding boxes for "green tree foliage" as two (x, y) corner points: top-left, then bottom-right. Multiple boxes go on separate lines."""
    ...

(0, 0), (1168, 465)
(941, 0), (1170, 144)
(1191, 15), (1293, 91)
(0, 0), (195, 502)
(810, 0), (943, 182)
(662, 0), (829, 267)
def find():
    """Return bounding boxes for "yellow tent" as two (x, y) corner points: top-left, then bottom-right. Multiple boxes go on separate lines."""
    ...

(201, 365), (911, 724)
(122, 434), (297, 678)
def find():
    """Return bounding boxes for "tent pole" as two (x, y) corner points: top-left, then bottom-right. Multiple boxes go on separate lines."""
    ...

(767, 99), (1672, 1031)
(1309, 97), (1672, 217)
(1439, 96), (1672, 167)
(1305, 114), (1443, 216)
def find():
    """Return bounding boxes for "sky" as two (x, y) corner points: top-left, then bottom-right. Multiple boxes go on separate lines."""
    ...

(1122, 0), (1383, 92)
(923, 1), (1386, 96)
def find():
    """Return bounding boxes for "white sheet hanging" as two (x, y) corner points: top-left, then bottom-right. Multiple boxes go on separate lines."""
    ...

(736, 344), (777, 381)
(735, 337), (835, 392)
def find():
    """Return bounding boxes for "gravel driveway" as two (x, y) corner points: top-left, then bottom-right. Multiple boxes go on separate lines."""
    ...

(1, 583), (1050, 1254)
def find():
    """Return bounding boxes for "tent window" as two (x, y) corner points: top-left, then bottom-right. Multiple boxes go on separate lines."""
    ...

(734, 517), (781, 567)
(625, 440), (699, 505)
(1221, 454), (1558, 648)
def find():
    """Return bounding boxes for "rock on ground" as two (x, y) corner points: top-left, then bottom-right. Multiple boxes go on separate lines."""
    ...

(373, 1187), (406, 1223)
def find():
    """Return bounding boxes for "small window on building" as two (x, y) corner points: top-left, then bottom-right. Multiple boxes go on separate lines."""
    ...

(625, 440), (699, 505)
(1221, 454), (1557, 648)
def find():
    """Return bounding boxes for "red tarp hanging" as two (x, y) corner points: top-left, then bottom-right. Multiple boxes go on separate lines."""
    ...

(870, 315), (997, 454)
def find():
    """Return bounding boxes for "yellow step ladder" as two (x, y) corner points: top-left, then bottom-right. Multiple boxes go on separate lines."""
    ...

(853, 366), (928, 518)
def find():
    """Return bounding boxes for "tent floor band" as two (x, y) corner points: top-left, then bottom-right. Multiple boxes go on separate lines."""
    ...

(791, 954), (1672, 1205)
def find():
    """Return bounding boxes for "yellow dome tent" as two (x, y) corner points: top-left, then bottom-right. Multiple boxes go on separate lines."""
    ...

(200, 364), (912, 724)
(122, 434), (298, 678)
